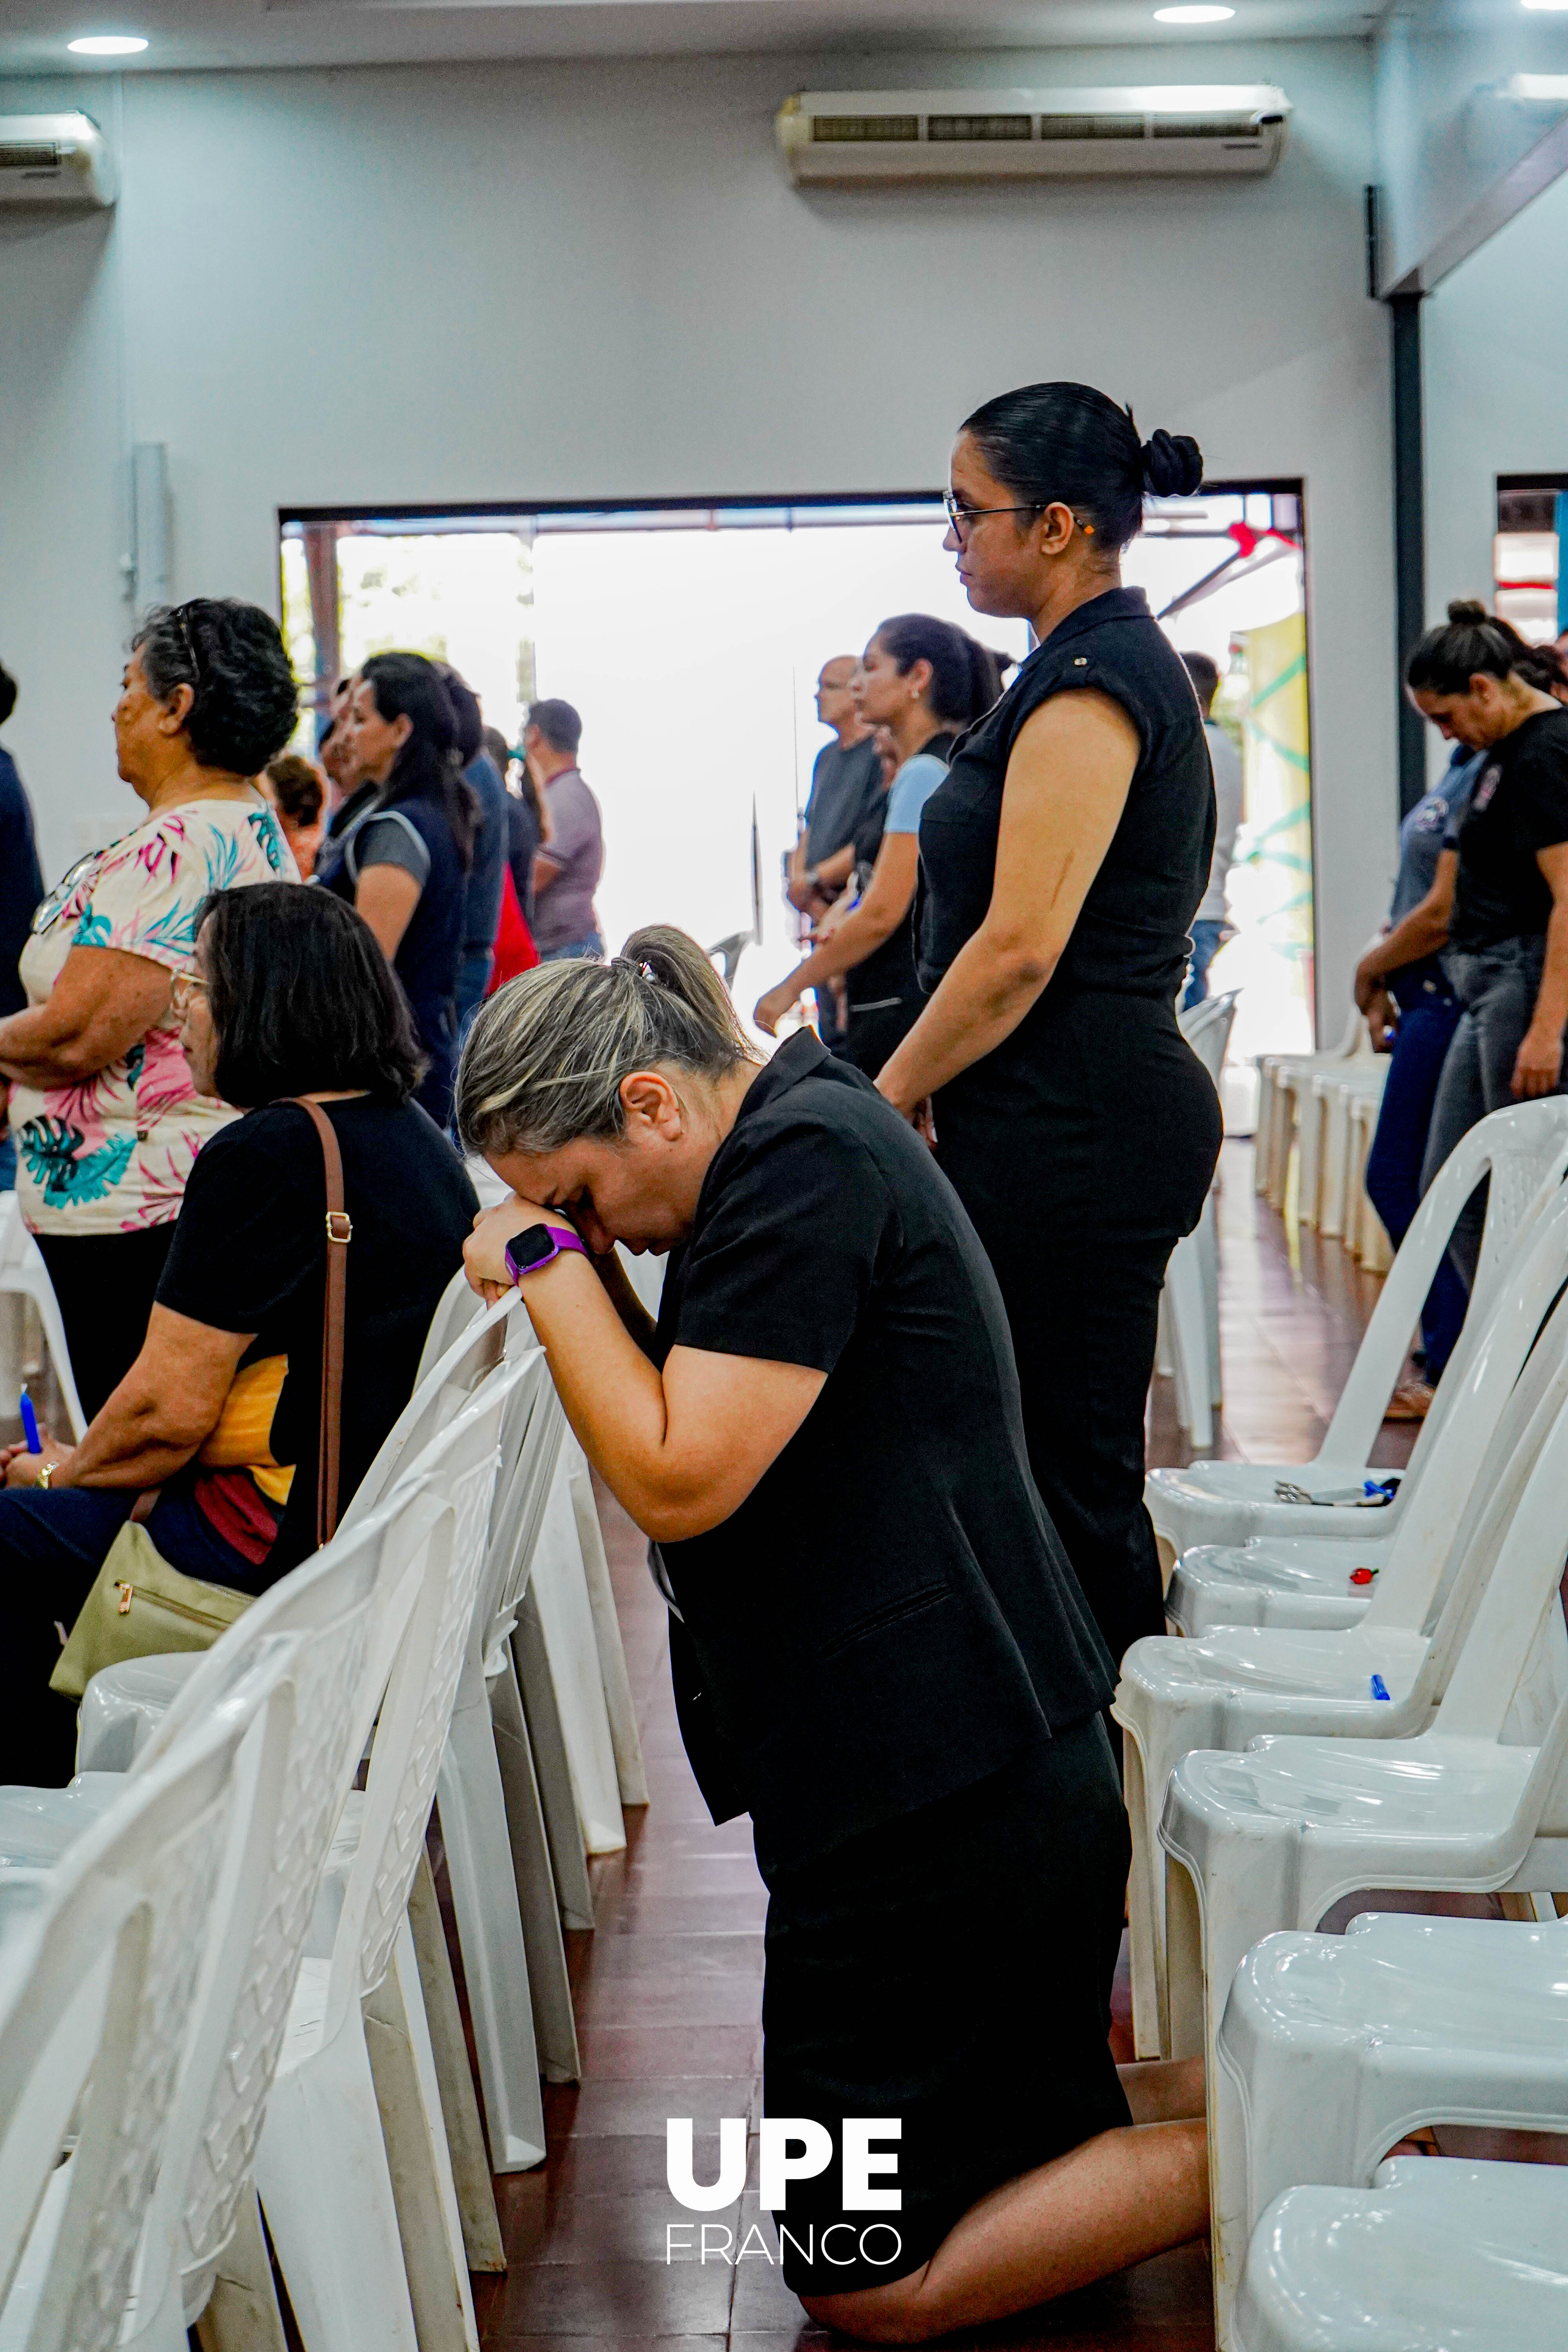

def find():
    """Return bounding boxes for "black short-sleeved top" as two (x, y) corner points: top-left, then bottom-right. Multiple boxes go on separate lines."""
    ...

(846, 731), (957, 1014)
(916, 586), (1215, 1018)
(1445, 710), (1568, 955)
(157, 1096), (478, 1575)
(651, 1030), (1114, 1871)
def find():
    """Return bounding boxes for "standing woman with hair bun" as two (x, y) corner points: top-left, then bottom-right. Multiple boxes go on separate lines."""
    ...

(877, 382), (1223, 1672)
(753, 617), (1005, 1073)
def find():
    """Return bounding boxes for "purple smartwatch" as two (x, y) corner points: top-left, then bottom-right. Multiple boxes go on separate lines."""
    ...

(504, 1223), (591, 1283)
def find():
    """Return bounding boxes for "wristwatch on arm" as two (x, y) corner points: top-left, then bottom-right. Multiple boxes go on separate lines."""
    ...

(504, 1224), (591, 1284)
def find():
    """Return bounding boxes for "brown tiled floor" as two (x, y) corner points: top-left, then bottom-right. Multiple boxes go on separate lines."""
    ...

(470, 1140), (1416, 2352)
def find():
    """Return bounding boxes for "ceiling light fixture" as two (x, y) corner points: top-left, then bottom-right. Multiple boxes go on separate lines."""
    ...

(67, 32), (148, 52)
(1154, 5), (1236, 20)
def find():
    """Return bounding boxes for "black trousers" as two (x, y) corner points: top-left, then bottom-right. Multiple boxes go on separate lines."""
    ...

(832, 995), (922, 1078)
(936, 989), (1221, 1668)
(33, 1223), (176, 1423)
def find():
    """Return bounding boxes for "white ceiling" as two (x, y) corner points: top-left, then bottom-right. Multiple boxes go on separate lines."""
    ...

(0, 0), (1381, 79)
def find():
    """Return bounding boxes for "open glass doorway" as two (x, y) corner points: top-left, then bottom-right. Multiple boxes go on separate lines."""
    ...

(279, 487), (1312, 1103)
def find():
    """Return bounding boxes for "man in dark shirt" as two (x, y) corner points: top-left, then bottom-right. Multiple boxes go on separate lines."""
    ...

(0, 662), (44, 1193)
(786, 657), (883, 1049)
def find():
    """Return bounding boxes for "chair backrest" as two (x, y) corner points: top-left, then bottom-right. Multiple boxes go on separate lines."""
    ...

(1178, 989), (1239, 1085)
(348, 1285), (523, 1528)
(326, 1351), (537, 2029)
(478, 1355), (568, 1665)
(127, 1496), (424, 2285)
(1364, 1189), (1568, 1639)
(0, 1193), (88, 1441)
(1430, 1373), (1568, 1750)
(414, 1267), (486, 1385)
(1319, 1098), (1568, 1468)
(0, 1712), (248, 2352)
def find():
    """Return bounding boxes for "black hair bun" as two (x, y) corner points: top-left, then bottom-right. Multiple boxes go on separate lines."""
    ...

(1446, 599), (1489, 624)
(1141, 429), (1204, 498)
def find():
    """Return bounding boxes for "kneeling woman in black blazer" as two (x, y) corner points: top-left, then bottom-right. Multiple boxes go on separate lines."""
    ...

(456, 927), (1205, 2343)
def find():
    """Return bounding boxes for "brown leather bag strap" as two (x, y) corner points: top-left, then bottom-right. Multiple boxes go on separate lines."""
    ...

(284, 1098), (351, 1546)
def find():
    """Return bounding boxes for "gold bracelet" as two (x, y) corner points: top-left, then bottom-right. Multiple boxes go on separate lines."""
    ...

(36, 1459), (58, 1490)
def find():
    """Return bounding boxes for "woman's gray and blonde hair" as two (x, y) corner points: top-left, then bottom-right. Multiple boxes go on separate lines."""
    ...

(455, 925), (759, 1158)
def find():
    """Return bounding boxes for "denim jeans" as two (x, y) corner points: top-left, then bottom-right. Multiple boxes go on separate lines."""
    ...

(1183, 918), (1225, 1011)
(0, 1127), (13, 1192)
(1419, 935), (1553, 1294)
(539, 932), (604, 964)
(1364, 969), (1466, 1376)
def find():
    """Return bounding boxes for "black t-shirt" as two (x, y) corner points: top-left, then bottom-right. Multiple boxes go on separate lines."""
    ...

(803, 735), (884, 866)
(916, 586), (1214, 1016)
(652, 1030), (1114, 1871)
(1446, 710), (1568, 954)
(158, 1096), (479, 1575)
(846, 732), (955, 1011)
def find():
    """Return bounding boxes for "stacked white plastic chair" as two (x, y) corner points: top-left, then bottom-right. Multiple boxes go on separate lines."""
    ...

(1159, 1360), (1568, 2345)
(1308, 1060), (1387, 1238)
(1149, 1096), (1568, 1599)
(0, 1708), (254, 2352)
(1118, 1185), (1568, 2060)
(1255, 1008), (1371, 1214)
(1161, 990), (1239, 1447)
(1343, 1087), (1394, 1272)
(1233, 2157), (1568, 2352)
(0, 1193), (86, 1441)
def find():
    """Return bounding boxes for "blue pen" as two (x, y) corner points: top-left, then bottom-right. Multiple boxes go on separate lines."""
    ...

(18, 1388), (41, 1455)
(1370, 1673), (1390, 1702)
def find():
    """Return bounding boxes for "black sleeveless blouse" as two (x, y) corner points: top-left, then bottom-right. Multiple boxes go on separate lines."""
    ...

(915, 586), (1215, 1009)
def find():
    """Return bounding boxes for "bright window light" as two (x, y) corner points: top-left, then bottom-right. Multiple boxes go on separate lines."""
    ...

(1521, 2), (1568, 11)
(67, 32), (148, 52)
(1154, 6), (1236, 20)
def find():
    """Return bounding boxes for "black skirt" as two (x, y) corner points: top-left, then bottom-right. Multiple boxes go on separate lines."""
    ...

(759, 1715), (1132, 2294)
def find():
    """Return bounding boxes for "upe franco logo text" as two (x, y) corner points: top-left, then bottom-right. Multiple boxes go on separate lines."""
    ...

(666, 2119), (902, 2270)
(667, 2116), (900, 2209)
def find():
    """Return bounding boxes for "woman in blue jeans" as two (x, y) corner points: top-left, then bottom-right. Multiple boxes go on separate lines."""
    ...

(1354, 744), (1481, 1405)
(1357, 604), (1568, 1307)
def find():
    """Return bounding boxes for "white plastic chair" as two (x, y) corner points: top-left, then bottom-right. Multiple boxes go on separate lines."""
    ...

(1253, 1006), (1361, 1203)
(1234, 2159), (1568, 2352)
(1163, 993), (1240, 1445)
(256, 1357), (535, 2352)
(1345, 1089), (1393, 1271)
(1311, 1063), (1387, 1239)
(1159, 1368), (1568, 2342)
(415, 1266), (486, 1382)
(0, 1194), (86, 1441)
(0, 1708), (252, 2352)
(1119, 1195), (1568, 2057)
(1149, 1097), (1568, 1572)
(1, 1488), (459, 2351)
(1260, 1011), (1371, 1213)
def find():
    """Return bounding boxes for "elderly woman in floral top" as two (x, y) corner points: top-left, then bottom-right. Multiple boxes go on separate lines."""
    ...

(0, 599), (299, 1416)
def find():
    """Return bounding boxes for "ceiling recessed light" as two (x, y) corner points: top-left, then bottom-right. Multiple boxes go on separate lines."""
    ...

(1154, 5), (1236, 18)
(67, 32), (148, 52)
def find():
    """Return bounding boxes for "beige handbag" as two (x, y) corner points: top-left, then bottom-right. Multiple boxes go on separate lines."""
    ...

(49, 1099), (352, 1699)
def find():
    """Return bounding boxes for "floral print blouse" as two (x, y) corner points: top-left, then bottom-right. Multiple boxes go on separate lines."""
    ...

(10, 797), (297, 1238)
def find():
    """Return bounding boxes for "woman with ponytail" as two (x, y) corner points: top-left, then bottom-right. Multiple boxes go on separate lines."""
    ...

(875, 381), (1222, 1673)
(1357, 601), (1568, 1294)
(318, 651), (476, 1128)
(753, 616), (1006, 1072)
(456, 927), (1207, 2341)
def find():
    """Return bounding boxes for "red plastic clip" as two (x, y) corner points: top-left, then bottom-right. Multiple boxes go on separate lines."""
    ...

(1349, 1566), (1378, 1587)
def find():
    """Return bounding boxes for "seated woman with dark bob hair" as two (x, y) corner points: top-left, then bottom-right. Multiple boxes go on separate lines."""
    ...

(0, 882), (478, 1784)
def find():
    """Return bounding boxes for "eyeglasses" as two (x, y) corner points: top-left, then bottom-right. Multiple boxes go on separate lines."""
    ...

(171, 971), (208, 1015)
(942, 493), (1044, 542)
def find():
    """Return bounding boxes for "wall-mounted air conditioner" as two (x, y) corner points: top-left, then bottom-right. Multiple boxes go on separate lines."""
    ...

(0, 114), (117, 209)
(777, 86), (1291, 185)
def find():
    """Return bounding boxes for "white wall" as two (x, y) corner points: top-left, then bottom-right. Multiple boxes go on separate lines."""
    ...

(1374, 0), (1568, 294)
(1424, 165), (1568, 633)
(0, 39), (1394, 1025)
